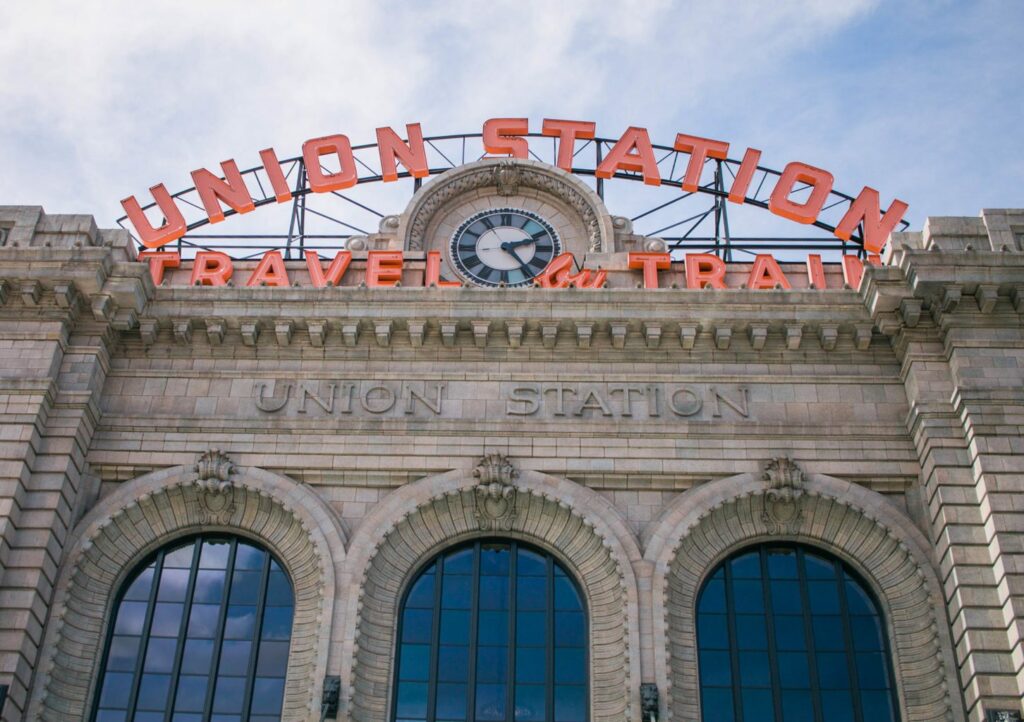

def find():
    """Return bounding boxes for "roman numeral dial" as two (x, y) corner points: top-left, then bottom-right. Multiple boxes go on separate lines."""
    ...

(448, 208), (562, 288)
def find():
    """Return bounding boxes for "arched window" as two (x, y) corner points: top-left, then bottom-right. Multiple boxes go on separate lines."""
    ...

(392, 539), (588, 722)
(696, 544), (898, 722)
(91, 535), (294, 722)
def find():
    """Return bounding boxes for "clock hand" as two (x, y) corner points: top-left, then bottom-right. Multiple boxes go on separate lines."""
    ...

(505, 247), (533, 275)
(501, 238), (537, 251)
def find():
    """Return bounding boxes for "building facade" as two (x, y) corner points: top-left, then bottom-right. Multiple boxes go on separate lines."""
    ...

(0, 160), (1022, 722)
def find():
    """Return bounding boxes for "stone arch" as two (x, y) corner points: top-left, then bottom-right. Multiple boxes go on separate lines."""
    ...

(339, 459), (643, 722)
(27, 456), (347, 722)
(643, 463), (961, 722)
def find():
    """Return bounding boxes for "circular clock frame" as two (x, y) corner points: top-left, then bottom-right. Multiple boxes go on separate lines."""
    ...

(448, 207), (562, 288)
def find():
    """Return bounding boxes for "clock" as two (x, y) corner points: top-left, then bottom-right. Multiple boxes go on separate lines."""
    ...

(449, 208), (561, 287)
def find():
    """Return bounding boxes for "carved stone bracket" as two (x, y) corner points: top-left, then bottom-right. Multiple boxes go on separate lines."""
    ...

(193, 449), (238, 524)
(761, 457), (805, 534)
(472, 453), (519, 531)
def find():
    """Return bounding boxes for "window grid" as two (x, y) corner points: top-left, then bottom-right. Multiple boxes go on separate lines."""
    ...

(696, 544), (899, 722)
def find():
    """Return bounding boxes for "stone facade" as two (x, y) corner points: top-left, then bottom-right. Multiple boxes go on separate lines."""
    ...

(0, 195), (1022, 722)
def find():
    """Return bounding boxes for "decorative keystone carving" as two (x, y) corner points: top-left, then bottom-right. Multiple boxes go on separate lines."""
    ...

(341, 322), (359, 346)
(375, 320), (393, 347)
(506, 320), (524, 348)
(818, 324), (838, 351)
(853, 323), (874, 351)
(195, 448), (236, 487)
(193, 449), (237, 523)
(714, 326), (733, 350)
(748, 323), (768, 350)
(407, 320), (426, 347)
(139, 318), (158, 346)
(976, 284), (999, 313)
(610, 322), (628, 349)
(471, 320), (490, 348)
(541, 322), (559, 349)
(240, 321), (260, 346)
(643, 322), (662, 349)
(495, 160), (521, 196)
(473, 453), (519, 531)
(308, 320), (327, 347)
(275, 321), (294, 346)
(640, 683), (659, 721)
(785, 323), (803, 350)
(575, 322), (593, 349)
(761, 457), (805, 534)
(898, 298), (922, 327)
(986, 710), (1022, 722)
(679, 323), (699, 350)
(205, 319), (225, 346)
(440, 321), (457, 347)
(53, 282), (78, 309)
(173, 320), (192, 345)
(20, 280), (42, 306)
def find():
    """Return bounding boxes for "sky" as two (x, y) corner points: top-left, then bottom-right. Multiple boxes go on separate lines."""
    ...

(1, 0), (1021, 241)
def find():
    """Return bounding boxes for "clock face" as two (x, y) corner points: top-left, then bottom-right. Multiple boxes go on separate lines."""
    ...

(449, 208), (562, 287)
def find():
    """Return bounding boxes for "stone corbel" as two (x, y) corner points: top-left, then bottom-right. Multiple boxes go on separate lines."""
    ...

(679, 323), (699, 350)
(898, 298), (922, 327)
(53, 281), (78, 309)
(307, 320), (327, 347)
(440, 321), (458, 347)
(275, 321), (294, 346)
(0, 279), (9, 304)
(205, 319), (225, 346)
(785, 323), (803, 350)
(20, 280), (42, 306)
(643, 322), (662, 349)
(341, 322), (359, 347)
(112, 308), (139, 331)
(853, 323), (874, 351)
(1012, 285), (1024, 313)
(541, 322), (559, 349)
(975, 284), (999, 313)
(748, 323), (769, 351)
(139, 318), (159, 346)
(506, 320), (524, 348)
(714, 325), (732, 350)
(375, 320), (393, 347)
(574, 322), (593, 349)
(173, 320), (192, 345)
(610, 322), (628, 349)
(471, 320), (490, 348)
(941, 285), (962, 313)
(407, 320), (426, 347)
(240, 321), (260, 346)
(818, 324), (838, 351)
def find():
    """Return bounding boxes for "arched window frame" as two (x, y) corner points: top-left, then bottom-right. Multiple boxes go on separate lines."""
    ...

(390, 537), (591, 722)
(89, 532), (295, 722)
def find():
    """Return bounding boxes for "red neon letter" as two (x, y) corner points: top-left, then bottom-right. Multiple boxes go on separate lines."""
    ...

(746, 254), (792, 290)
(535, 254), (606, 289)
(674, 134), (730, 193)
(483, 118), (529, 159)
(190, 251), (233, 286)
(246, 250), (290, 287)
(834, 187), (909, 254)
(303, 135), (358, 193)
(366, 251), (403, 287)
(377, 123), (429, 182)
(769, 162), (834, 224)
(728, 147), (762, 204)
(138, 251), (180, 285)
(628, 252), (671, 289)
(425, 251), (461, 287)
(541, 119), (596, 171)
(596, 127), (660, 186)
(684, 253), (727, 289)
(191, 159), (255, 224)
(305, 250), (352, 288)
(841, 254), (882, 289)
(121, 184), (187, 249)
(806, 254), (826, 289)
(259, 147), (293, 203)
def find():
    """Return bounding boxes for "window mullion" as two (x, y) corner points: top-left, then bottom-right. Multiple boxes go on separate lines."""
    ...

(240, 549), (272, 721)
(722, 561), (743, 722)
(467, 542), (481, 722)
(506, 542), (517, 722)
(425, 560), (443, 722)
(162, 541), (202, 722)
(759, 547), (785, 722)
(795, 548), (824, 722)
(124, 549), (165, 719)
(835, 563), (866, 722)
(546, 554), (554, 722)
(202, 538), (239, 719)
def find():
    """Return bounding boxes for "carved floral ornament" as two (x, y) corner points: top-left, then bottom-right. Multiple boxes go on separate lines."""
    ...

(761, 456), (805, 534)
(473, 452), (520, 531)
(193, 448), (238, 524)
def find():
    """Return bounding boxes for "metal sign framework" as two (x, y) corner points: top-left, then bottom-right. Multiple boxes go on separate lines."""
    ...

(116, 131), (909, 262)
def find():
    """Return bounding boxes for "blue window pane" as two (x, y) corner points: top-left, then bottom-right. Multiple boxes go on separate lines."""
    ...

(107, 636), (141, 672)
(807, 581), (841, 614)
(440, 610), (470, 645)
(733, 580), (764, 613)
(213, 676), (246, 713)
(224, 605), (257, 639)
(770, 581), (802, 614)
(134, 712), (165, 722)
(777, 652), (811, 689)
(851, 616), (885, 651)
(158, 568), (191, 602)
(820, 689), (854, 722)
(124, 566), (156, 601)
(816, 652), (850, 689)
(554, 575), (581, 611)
(476, 646), (508, 683)
(699, 578), (726, 613)
(406, 573), (435, 609)
(443, 549), (473, 575)
(250, 677), (285, 714)
(395, 681), (428, 718)
(150, 602), (185, 637)
(230, 570), (262, 605)
(516, 612), (546, 646)
(553, 685), (585, 722)
(442, 575), (472, 610)
(735, 614), (768, 650)
(554, 612), (585, 647)
(164, 543), (195, 568)
(739, 650), (771, 687)
(860, 690), (896, 722)
(516, 647), (546, 683)
(234, 543), (265, 570)
(855, 652), (890, 689)
(517, 549), (547, 576)
(480, 545), (510, 575)
(844, 578), (876, 615)
(144, 636), (177, 672)
(99, 672), (133, 708)
(96, 710), (127, 722)
(218, 640), (253, 676)
(517, 577), (547, 610)
(256, 640), (290, 677)
(766, 549), (798, 579)
(514, 684), (545, 721)
(174, 675), (208, 711)
(699, 650), (732, 686)
(478, 610), (509, 645)
(780, 689), (813, 722)
(436, 682), (467, 719)
(136, 673), (171, 710)
(402, 609), (433, 644)
(114, 602), (148, 635)
(699, 613), (729, 649)
(399, 644), (430, 681)
(774, 616), (806, 650)
(811, 616), (845, 651)
(804, 553), (836, 580)
(554, 647), (585, 683)
(741, 687), (774, 722)
(701, 686), (734, 722)
(200, 540), (231, 569)
(261, 605), (293, 640)
(480, 576), (509, 610)
(475, 683), (506, 721)
(730, 552), (761, 578)
(438, 645), (469, 682)
(194, 569), (227, 604)
(188, 603), (221, 638)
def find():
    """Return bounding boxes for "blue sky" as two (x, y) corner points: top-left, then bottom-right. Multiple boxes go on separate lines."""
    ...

(1, 0), (1020, 237)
